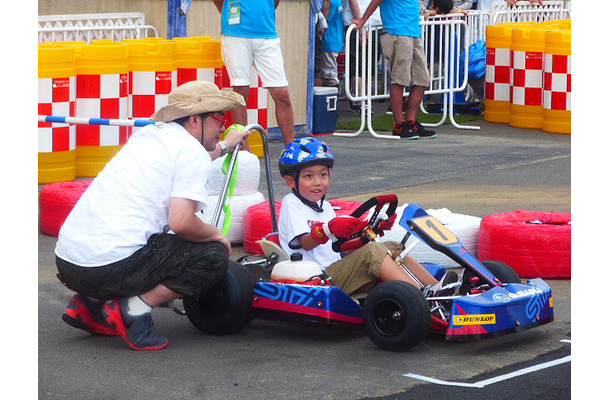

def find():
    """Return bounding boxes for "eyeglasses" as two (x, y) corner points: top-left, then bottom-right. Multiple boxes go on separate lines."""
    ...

(208, 113), (226, 128)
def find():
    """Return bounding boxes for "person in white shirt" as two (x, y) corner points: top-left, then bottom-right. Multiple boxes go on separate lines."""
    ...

(277, 137), (458, 297)
(55, 81), (250, 351)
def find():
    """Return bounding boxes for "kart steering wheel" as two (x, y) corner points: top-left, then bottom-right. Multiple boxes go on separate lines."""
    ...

(331, 194), (399, 253)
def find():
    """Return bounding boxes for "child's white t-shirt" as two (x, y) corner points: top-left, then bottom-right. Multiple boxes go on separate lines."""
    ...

(278, 193), (341, 269)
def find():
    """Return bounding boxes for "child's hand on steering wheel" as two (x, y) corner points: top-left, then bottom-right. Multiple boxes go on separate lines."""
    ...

(310, 216), (367, 245)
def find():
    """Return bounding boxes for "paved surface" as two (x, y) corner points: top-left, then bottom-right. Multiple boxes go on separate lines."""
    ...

(37, 101), (572, 399)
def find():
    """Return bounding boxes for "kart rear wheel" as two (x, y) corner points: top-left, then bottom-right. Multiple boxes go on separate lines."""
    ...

(363, 281), (430, 351)
(183, 261), (254, 335)
(482, 260), (521, 284)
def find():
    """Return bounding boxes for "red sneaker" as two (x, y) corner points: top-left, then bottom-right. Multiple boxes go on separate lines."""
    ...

(103, 299), (168, 351)
(62, 294), (118, 336)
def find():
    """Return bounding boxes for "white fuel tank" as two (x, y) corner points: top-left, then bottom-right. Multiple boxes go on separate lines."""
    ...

(271, 253), (324, 282)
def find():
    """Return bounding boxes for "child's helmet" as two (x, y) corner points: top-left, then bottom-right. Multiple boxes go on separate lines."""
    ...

(278, 137), (334, 177)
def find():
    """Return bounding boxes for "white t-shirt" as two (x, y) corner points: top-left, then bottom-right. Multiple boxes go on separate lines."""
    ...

(477, 0), (494, 13)
(342, 0), (383, 27)
(278, 193), (341, 269)
(55, 122), (211, 267)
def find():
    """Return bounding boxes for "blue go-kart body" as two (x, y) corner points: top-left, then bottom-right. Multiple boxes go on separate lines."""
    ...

(247, 203), (554, 342)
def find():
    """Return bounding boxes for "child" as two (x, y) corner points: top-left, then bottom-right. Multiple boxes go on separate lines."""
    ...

(423, 0), (454, 19)
(277, 137), (458, 297)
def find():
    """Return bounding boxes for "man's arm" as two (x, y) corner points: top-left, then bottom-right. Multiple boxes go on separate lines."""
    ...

(207, 127), (251, 161)
(351, 0), (383, 30)
(169, 197), (231, 255)
(348, 0), (361, 19)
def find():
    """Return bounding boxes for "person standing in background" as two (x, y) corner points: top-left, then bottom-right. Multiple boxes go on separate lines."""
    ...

(213, 0), (295, 147)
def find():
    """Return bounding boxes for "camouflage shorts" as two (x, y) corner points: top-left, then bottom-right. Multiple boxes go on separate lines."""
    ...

(56, 234), (229, 300)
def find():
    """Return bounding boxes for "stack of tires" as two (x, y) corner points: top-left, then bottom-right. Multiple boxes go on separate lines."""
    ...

(478, 210), (571, 279)
(197, 151), (264, 243)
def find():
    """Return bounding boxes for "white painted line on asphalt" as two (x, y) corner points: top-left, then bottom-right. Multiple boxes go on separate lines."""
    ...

(404, 355), (571, 389)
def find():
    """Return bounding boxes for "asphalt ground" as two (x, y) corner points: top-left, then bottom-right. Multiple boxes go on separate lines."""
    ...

(29, 98), (584, 399)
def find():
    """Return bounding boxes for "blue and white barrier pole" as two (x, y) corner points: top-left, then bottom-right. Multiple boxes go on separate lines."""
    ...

(38, 115), (160, 127)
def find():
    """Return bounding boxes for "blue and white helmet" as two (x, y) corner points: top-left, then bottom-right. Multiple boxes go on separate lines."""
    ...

(278, 137), (334, 177)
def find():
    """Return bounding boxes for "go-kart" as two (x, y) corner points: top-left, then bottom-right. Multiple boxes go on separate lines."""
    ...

(181, 191), (554, 351)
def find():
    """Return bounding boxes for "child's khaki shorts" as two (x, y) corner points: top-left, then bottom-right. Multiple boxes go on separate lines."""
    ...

(380, 33), (430, 88)
(325, 241), (404, 297)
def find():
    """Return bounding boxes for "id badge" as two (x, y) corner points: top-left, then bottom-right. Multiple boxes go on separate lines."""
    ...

(228, 2), (241, 25)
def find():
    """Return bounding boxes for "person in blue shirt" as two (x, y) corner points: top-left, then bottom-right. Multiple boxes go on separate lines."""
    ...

(213, 0), (295, 147)
(318, 0), (345, 87)
(352, 0), (437, 140)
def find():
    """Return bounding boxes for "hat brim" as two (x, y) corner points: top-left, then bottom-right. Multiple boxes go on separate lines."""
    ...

(150, 86), (245, 122)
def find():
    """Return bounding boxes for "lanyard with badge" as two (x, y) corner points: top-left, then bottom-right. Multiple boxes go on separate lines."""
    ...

(228, 1), (241, 25)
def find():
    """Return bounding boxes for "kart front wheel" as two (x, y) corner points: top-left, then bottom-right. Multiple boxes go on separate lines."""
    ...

(183, 261), (254, 335)
(363, 281), (430, 351)
(482, 260), (521, 284)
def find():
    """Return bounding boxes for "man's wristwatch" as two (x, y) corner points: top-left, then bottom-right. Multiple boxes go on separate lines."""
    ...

(218, 141), (228, 157)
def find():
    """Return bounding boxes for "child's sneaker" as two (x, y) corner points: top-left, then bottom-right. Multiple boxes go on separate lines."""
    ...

(103, 298), (168, 351)
(422, 271), (461, 297)
(392, 121), (420, 139)
(409, 121), (437, 138)
(62, 294), (118, 336)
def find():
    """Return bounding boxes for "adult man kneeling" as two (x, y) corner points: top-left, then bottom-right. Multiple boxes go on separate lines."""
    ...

(55, 81), (250, 351)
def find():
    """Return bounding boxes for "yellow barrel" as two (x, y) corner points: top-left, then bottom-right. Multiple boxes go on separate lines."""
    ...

(542, 28), (571, 134)
(123, 38), (177, 133)
(174, 36), (223, 86)
(484, 23), (515, 123)
(38, 44), (76, 184)
(72, 41), (129, 177)
(509, 24), (548, 129)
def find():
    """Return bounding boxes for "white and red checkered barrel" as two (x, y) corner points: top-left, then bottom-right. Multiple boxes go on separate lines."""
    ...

(124, 38), (177, 135)
(542, 26), (571, 134)
(509, 24), (546, 129)
(73, 40), (129, 177)
(484, 23), (513, 123)
(221, 65), (268, 158)
(175, 36), (224, 87)
(38, 44), (76, 184)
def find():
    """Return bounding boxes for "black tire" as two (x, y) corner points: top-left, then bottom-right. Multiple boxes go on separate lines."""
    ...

(183, 261), (254, 335)
(482, 260), (521, 284)
(363, 281), (431, 351)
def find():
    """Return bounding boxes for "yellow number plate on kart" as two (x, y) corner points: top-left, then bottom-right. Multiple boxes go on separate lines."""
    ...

(411, 216), (459, 246)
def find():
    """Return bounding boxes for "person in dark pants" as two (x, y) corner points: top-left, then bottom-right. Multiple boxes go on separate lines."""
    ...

(55, 81), (250, 351)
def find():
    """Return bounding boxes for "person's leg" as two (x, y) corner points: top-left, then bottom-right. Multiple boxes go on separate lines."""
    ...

(221, 35), (255, 151)
(390, 83), (406, 124)
(109, 236), (229, 350)
(267, 86), (295, 145)
(251, 38), (295, 146)
(404, 84), (426, 122)
(230, 85), (252, 151)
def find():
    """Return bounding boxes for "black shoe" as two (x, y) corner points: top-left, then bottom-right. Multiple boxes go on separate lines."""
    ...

(409, 121), (437, 138)
(392, 121), (420, 139)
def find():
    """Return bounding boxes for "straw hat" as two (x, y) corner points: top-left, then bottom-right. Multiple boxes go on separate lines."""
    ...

(150, 81), (245, 122)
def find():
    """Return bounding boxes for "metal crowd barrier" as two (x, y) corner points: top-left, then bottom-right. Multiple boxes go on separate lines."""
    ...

(38, 12), (159, 43)
(337, 14), (480, 139)
(490, 1), (571, 24)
